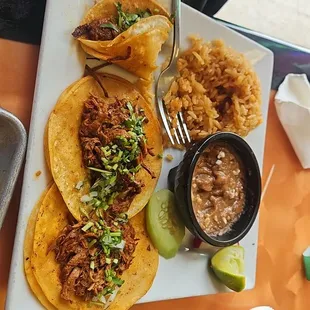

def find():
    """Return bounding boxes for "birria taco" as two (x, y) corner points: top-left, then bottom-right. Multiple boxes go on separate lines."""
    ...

(47, 73), (163, 221)
(27, 184), (158, 310)
(72, 0), (172, 80)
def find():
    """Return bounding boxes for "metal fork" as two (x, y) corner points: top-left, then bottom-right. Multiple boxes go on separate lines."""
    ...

(155, 0), (191, 145)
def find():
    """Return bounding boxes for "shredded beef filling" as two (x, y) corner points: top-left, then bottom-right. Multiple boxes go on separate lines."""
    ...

(53, 93), (156, 303)
(79, 96), (131, 168)
(72, 19), (119, 41)
(54, 218), (136, 302)
(52, 94), (154, 303)
(79, 95), (151, 214)
(72, 4), (153, 41)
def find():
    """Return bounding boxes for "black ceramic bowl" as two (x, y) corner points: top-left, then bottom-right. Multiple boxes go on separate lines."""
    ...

(168, 132), (261, 247)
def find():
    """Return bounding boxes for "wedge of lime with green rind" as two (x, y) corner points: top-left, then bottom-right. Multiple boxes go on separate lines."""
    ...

(146, 189), (185, 259)
(211, 245), (246, 292)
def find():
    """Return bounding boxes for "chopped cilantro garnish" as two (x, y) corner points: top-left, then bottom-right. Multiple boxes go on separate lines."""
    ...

(112, 277), (124, 286)
(110, 231), (121, 237)
(85, 101), (146, 213)
(82, 222), (94, 231)
(100, 22), (119, 32)
(115, 2), (152, 32)
(88, 239), (97, 248)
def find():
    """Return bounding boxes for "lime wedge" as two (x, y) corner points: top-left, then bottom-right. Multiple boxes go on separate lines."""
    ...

(211, 245), (246, 292)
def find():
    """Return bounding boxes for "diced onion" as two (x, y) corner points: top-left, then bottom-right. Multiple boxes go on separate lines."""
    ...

(80, 195), (92, 203)
(104, 287), (120, 309)
(90, 191), (98, 197)
(90, 261), (95, 270)
(114, 240), (125, 250)
(75, 180), (84, 190)
(99, 295), (107, 304)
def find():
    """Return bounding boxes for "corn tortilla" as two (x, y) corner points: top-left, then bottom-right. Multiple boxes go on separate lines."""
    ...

(76, 0), (172, 80)
(30, 184), (159, 310)
(24, 183), (56, 310)
(48, 73), (163, 221)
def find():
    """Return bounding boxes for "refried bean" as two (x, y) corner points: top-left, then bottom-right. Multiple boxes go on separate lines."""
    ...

(191, 143), (245, 236)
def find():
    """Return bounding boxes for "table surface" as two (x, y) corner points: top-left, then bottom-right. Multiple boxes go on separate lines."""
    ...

(1, 36), (310, 310)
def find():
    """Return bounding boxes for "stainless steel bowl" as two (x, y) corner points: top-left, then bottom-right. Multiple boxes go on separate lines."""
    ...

(0, 108), (27, 228)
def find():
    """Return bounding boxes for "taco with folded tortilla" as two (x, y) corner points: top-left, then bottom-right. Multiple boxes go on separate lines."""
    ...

(24, 184), (56, 310)
(28, 184), (158, 310)
(72, 0), (172, 80)
(47, 73), (163, 221)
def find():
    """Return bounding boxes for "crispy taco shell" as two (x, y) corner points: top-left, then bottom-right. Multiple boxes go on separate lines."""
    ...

(48, 74), (162, 221)
(77, 0), (172, 80)
(30, 184), (158, 310)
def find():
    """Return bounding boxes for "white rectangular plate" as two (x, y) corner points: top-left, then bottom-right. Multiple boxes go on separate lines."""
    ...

(6, 0), (273, 308)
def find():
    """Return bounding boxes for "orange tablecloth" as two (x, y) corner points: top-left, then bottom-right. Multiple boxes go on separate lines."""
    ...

(1, 39), (310, 310)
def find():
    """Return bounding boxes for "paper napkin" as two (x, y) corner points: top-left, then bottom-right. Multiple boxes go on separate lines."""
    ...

(275, 74), (310, 169)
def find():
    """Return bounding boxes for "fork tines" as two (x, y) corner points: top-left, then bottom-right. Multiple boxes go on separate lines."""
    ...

(167, 112), (191, 146)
